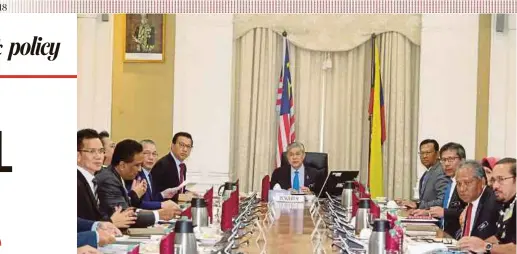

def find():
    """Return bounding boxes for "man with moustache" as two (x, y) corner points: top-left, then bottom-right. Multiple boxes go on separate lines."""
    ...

(459, 158), (516, 253)
(411, 142), (467, 237)
(453, 160), (500, 240)
(398, 139), (449, 209)
(96, 139), (181, 228)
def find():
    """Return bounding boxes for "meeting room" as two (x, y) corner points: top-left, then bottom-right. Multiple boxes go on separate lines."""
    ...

(77, 14), (516, 254)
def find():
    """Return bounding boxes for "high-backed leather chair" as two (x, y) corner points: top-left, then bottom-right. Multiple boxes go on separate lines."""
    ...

(281, 152), (329, 177)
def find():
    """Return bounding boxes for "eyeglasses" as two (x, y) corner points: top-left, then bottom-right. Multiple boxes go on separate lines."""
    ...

(177, 142), (193, 150)
(143, 151), (159, 157)
(440, 157), (459, 163)
(489, 176), (515, 185)
(418, 151), (435, 156)
(79, 148), (105, 155)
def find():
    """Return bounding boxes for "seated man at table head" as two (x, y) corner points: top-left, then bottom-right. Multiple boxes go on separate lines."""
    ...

(151, 132), (195, 201)
(77, 129), (137, 228)
(270, 142), (324, 194)
(459, 157), (516, 254)
(399, 139), (450, 209)
(454, 160), (500, 240)
(96, 139), (180, 227)
(99, 130), (115, 169)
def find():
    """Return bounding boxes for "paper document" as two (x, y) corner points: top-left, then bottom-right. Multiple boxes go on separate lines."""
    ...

(172, 180), (196, 192)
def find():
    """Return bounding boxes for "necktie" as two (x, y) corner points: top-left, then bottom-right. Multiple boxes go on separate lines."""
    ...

(92, 178), (99, 204)
(420, 171), (429, 197)
(147, 173), (153, 195)
(463, 203), (473, 236)
(441, 181), (452, 228)
(293, 170), (300, 191)
(179, 163), (186, 193)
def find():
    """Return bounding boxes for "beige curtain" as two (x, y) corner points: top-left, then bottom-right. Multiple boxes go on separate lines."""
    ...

(231, 29), (420, 199)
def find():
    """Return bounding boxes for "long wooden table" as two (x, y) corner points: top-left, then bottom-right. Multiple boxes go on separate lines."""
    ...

(237, 202), (336, 253)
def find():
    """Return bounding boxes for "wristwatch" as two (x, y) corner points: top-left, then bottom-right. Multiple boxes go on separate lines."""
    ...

(485, 242), (493, 253)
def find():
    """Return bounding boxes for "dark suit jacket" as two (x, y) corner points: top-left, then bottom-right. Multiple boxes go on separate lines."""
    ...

(77, 231), (97, 248)
(151, 153), (186, 201)
(270, 164), (324, 194)
(443, 185), (467, 237)
(125, 170), (163, 210)
(457, 187), (501, 240)
(78, 217), (95, 232)
(96, 166), (156, 228)
(77, 170), (106, 222)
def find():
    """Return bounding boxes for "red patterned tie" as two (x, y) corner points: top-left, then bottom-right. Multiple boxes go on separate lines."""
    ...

(463, 203), (473, 236)
(179, 163), (186, 193)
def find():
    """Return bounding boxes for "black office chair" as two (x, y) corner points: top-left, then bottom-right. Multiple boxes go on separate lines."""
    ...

(280, 151), (329, 177)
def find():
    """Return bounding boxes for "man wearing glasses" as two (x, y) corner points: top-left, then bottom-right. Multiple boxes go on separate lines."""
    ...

(453, 160), (499, 240)
(152, 132), (197, 201)
(134, 139), (178, 210)
(459, 158), (516, 253)
(77, 129), (136, 228)
(397, 139), (449, 209)
(412, 142), (468, 237)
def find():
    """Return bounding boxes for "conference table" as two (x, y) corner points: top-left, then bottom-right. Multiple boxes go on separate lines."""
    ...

(238, 202), (335, 253)
(102, 196), (456, 254)
(234, 200), (456, 254)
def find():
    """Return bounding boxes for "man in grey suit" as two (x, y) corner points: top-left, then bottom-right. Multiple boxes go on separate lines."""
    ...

(398, 139), (450, 209)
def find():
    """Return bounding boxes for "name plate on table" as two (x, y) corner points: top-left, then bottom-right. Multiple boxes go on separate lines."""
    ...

(274, 194), (305, 203)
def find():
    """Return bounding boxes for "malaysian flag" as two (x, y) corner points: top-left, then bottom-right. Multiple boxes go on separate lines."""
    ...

(276, 37), (295, 167)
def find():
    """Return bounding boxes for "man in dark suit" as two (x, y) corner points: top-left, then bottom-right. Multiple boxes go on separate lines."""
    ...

(458, 158), (516, 253)
(131, 140), (177, 210)
(151, 132), (195, 201)
(413, 142), (468, 236)
(455, 160), (500, 240)
(77, 129), (136, 228)
(270, 142), (324, 194)
(96, 139), (181, 228)
(399, 139), (450, 209)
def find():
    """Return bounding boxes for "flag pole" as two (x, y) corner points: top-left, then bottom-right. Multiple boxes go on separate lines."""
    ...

(367, 33), (377, 191)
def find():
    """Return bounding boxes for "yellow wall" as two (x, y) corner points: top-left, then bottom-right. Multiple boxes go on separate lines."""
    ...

(111, 14), (175, 156)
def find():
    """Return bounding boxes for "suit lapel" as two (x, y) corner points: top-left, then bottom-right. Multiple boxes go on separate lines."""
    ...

(77, 170), (101, 215)
(110, 167), (131, 204)
(472, 189), (489, 234)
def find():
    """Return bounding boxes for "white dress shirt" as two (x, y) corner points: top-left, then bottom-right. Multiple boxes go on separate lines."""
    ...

(78, 166), (96, 196)
(170, 152), (183, 182)
(466, 187), (486, 235)
(445, 178), (457, 208)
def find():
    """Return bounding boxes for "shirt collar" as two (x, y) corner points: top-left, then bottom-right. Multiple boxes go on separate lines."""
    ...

(170, 152), (182, 167)
(472, 186), (487, 206)
(142, 168), (151, 178)
(291, 164), (305, 172)
(77, 165), (95, 183)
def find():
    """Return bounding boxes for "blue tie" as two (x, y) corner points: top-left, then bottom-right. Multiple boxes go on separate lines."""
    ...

(293, 170), (300, 191)
(441, 181), (452, 228)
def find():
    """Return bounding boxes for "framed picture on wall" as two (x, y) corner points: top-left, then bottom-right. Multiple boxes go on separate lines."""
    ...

(124, 14), (165, 62)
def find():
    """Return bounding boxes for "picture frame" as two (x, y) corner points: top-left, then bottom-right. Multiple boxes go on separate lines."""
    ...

(123, 14), (165, 62)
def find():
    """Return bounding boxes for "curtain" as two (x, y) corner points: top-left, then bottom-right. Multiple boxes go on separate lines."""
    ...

(231, 28), (421, 199)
